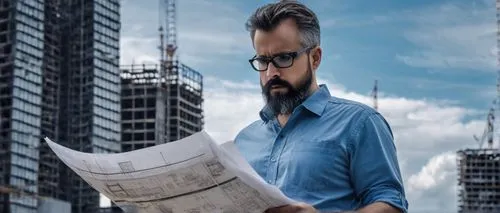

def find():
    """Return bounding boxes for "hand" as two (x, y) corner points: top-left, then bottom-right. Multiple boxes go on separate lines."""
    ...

(264, 202), (318, 213)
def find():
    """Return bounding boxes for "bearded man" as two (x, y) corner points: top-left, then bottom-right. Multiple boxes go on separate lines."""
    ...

(233, 1), (409, 213)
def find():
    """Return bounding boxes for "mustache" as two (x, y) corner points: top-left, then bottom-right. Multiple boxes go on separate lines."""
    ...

(264, 78), (293, 90)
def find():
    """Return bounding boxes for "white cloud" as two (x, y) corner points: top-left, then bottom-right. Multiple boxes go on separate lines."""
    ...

(119, 37), (158, 65)
(203, 87), (262, 143)
(405, 152), (458, 213)
(407, 152), (456, 192)
(395, 2), (496, 71)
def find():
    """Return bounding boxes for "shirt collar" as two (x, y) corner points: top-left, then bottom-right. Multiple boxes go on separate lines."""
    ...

(259, 84), (331, 122)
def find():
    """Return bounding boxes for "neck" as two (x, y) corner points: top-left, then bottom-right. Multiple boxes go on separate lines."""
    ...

(277, 114), (289, 127)
(309, 83), (319, 95)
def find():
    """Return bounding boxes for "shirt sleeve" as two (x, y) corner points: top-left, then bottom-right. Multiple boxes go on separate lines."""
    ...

(348, 111), (409, 213)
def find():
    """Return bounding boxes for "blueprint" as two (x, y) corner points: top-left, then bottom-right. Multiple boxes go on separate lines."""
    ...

(44, 131), (294, 213)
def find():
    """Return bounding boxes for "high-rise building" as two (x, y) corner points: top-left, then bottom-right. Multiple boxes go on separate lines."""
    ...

(0, 1), (45, 213)
(56, 1), (121, 213)
(120, 62), (203, 152)
(0, 0), (121, 213)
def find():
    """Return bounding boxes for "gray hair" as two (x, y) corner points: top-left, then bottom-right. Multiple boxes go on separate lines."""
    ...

(245, 0), (321, 48)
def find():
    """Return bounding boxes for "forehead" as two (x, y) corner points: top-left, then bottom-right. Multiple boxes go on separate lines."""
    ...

(253, 19), (301, 55)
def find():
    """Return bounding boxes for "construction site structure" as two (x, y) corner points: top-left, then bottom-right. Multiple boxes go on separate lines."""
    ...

(0, 0), (121, 213)
(120, 62), (204, 151)
(456, 1), (500, 212)
(457, 149), (500, 213)
(119, 0), (203, 152)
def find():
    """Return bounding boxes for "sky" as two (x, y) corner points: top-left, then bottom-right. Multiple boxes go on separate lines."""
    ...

(114, 0), (498, 212)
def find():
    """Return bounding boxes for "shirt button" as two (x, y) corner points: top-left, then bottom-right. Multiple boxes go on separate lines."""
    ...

(271, 157), (276, 162)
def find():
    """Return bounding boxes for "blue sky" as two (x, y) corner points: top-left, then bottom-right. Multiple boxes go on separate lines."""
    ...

(117, 0), (497, 212)
(316, 0), (495, 107)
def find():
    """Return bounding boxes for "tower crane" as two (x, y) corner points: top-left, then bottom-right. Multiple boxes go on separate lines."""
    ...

(156, 0), (177, 144)
(371, 79), (378, 111)
(165, 0), (177, 65)
(496, 0), (500, 148)
(474, 0), (500, 149)
(473, 107), (495, 149)
(159, 0), (177, 69)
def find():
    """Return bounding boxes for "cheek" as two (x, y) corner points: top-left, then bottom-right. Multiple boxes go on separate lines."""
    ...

(288, 65), (309, 81)
(259, 74), (268, 85)
(280, 71), (300, 84)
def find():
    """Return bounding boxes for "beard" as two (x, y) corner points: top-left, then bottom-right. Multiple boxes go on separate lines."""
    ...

(261, 65), (313, 115)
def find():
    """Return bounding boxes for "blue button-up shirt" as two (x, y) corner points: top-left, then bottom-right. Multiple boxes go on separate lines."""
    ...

(234, 84), (408, 212)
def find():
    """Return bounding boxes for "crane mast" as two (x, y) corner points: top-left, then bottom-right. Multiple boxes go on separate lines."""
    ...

(158, 0), (177, 73)
(157, 0), (177, 144)
(372, 79), (378, 111)
(165, 0), (177, 63)
(496, 0), (500, 148)
(475, 0), (500, 149)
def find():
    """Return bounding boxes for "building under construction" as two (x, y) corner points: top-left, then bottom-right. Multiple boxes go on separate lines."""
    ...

(119, 0), (204, 151)
(456, 112), (500, 213)
(457, 148), (500, 213)
(120, 62), (204, 151)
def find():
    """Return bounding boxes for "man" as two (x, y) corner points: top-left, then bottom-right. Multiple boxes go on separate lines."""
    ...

(233, 1), (409, 213)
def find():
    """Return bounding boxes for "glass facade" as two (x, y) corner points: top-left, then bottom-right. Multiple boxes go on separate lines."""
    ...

(92, 1), (121, 154)
(0, 0), (121, 213)
(8, 0), (45, 213)
(55, 1), (121, 212)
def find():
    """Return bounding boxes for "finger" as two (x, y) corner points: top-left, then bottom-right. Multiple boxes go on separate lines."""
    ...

(264, 207), (277, 213)
(265, 205), (301, 213)
(265, 206), (286, 213)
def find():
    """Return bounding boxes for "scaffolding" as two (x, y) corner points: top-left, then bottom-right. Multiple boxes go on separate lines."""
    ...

(120, 62), (203, 152)
(457, 148), (500, 213)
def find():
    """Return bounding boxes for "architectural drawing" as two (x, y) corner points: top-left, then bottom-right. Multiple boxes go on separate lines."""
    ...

(44, 131), (295, 213)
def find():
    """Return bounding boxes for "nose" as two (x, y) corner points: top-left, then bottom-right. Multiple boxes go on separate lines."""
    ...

(266, 62), (280, 78)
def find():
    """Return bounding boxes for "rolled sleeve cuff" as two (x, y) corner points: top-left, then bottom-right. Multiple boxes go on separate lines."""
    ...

(362, 185), (408, 213)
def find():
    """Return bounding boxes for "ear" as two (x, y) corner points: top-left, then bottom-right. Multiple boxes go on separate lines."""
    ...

(310, 46), (322, 70)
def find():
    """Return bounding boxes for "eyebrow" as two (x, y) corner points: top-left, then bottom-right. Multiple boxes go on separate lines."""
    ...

(256, 50), (294, 58)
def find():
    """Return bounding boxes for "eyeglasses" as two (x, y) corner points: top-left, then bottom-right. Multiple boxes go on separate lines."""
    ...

(248, 47), (312, 72)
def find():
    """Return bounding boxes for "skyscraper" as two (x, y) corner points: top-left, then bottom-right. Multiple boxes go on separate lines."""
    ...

(56, 1), (121, 213)
(0, 0), (45, 213)
(0, 0), (121, 213)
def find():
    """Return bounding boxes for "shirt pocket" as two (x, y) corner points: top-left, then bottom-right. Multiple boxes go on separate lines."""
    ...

(291, 138), (339, 155)
(284, 139), (347, 192)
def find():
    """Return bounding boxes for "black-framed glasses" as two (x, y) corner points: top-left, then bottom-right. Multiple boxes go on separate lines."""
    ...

(248, 47), (312, 72)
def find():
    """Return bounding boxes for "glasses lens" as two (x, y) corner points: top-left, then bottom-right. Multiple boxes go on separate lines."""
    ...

(252, 58), (268, 71)
(273, 54), (293, 68)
